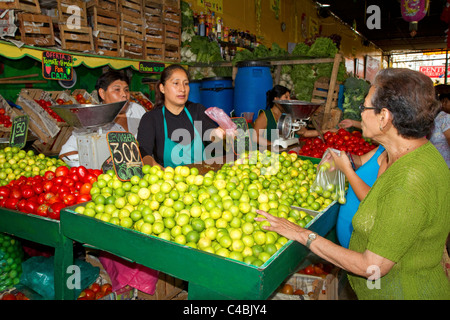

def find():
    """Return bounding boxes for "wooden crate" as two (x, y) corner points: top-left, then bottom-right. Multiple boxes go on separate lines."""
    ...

(311, 77), (341, 108)
(17, 13), (55, 46)
(72, 89), (99, 104)
(143, 0), (162, 23)
(59, 24), (94, 52)
(164, 23), (180, 46)
(163, 0), (179, 9)
(15, 94), (60, 144)
(120, 12), (144, 40)
(88, 6), (120, 34)
(119, 0), (143, 20)
(145, 41), (163, 61)
(162, 3), (180, 27)
(136, 272), (187, 300)
(0, 0), (40, 13)
(164, 44), (180, 62)
(145, 21), (164, 43)
(121, 35), (145, 59)
(57, 0), (88, 27)
(94, 31), (120, 57)
(31, 125), (74, 156)
(85, 0), (118, 12)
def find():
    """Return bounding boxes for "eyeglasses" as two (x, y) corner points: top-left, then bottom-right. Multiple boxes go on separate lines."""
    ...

(359, 104), (376, 112)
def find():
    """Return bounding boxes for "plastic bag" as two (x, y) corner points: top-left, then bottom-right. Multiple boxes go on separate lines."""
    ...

(310, 148), (347, 205)
(19, 256), (99, 300)
(205, 107), (237, 132)
(99, 252), (159, 295)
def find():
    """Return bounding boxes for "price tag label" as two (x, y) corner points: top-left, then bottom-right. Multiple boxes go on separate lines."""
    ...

(107, 131), (144, 181)
(9, 115), (29, 149)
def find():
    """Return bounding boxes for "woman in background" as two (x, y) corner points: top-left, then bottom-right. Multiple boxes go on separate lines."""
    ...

(253, 85), (319, 146)
(59, 70), (146, 166)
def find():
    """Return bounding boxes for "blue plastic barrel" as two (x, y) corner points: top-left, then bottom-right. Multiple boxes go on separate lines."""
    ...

(200, 77), (234, 115)
(188, 80), (202, 104)
(234, 61), (273, 121)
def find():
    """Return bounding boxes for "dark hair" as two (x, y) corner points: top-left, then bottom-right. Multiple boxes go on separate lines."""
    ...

(95, 70), (130, 102)
(266, 85), (290, 109)
(439, 93), (450, 101)
(154, 64), (190, 108)
(370, 68), (440, 139)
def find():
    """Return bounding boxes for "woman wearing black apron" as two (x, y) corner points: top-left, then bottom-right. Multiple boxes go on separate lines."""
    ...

(137, 65), (230, 168)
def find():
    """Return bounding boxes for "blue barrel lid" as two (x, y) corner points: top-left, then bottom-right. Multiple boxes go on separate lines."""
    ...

(202, 76), (233, 82)
(236, 60), (271, 68)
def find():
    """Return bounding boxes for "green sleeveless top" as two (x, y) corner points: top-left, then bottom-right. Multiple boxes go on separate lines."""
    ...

(348, 142), (450, 300)
(259, 109), (277, 142)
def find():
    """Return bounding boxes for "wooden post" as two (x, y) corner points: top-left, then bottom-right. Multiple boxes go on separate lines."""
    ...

(322, 54), (342, 126)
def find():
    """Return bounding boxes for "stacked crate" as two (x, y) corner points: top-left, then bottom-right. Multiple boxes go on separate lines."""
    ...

(16, 12), (55, 46)
(119, 0), (145, 59)
(162, 0), (180, 62)
(56, 0), (94, 52)
(0, 0), (57, 47)
(143, 0), (181, 62)
(87, 1), (120, 57)
(143, 0), (164, 61)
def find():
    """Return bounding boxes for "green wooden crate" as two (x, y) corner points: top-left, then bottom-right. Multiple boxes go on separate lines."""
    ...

(60, 199), (339, 300)
(0, 207), (73, 300)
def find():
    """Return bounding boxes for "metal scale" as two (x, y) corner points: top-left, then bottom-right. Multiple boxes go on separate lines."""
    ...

(272, 100), (322, 149)
(51, 101), (127, 169)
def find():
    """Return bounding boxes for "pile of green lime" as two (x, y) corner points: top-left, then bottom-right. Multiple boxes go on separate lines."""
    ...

(0, 233), (24, 291)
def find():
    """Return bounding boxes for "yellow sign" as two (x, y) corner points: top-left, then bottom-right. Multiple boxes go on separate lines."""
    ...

(197, 0), (223, 14)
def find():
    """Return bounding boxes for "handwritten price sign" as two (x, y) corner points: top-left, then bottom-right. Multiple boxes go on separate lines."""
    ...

(9, 115), (29, 149)
(42, 51), (73, 81)
(107, 131), (144, 181)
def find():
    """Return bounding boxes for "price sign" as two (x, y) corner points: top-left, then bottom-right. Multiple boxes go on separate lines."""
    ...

(42, 51), (73, 81)
(9, 115), (29, 149)
(138, 61), (165, 74)
(107, 131), (144, 181)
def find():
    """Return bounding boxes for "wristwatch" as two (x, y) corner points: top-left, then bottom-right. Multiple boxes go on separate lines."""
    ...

(306, 232), (318, 249)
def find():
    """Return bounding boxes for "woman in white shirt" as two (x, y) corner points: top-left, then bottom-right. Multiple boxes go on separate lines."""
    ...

(59, 70), (146, 166)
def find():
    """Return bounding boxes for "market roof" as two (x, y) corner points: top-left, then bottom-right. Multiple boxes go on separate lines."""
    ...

(317, 0), (448, 53)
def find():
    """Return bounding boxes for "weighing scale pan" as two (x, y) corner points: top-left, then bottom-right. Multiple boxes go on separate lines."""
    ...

(276, 100), (322, 120)
(50, 100), (127, 128)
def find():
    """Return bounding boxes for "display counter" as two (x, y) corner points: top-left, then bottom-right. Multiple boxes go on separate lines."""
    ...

(0, 207), (73, 300)
(60, 199), (338, 300)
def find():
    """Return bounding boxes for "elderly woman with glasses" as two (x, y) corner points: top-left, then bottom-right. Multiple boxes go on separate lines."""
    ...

(256, 68), (450, 300)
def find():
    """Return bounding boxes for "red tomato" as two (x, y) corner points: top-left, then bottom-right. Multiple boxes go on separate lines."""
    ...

(338, 128), (348, 136)
(84, 289), (96, 300)
(36, 204), (49, 217)
(76, 194), (91, 204)
(48, 202), (65, 220)
(63, 194), (76, 206)
(100, 283), (112, 295)
(1, 293), (16, 300)
(55, 166), (69, 177)
(21, 187), (35, 199)
(80, 183), (92, 195)
(17, 199), (28, 212)
(43, 181), (53, 192)
(0, 186), (10, 198)
(24, 201), (38, 214)
(63, 177), (75, 188)
(4, 198), (19, 210)
(90, 283), (100, 293)
(44, 171), (55, 180)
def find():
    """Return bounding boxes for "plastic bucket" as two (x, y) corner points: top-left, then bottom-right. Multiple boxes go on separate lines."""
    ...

(188, 80), (202, 104)
(234, 61), (273, 121)
(200, 77), (234, 115)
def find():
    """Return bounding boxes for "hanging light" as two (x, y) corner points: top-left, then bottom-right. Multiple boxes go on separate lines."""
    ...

(400, 0), (430, 37)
